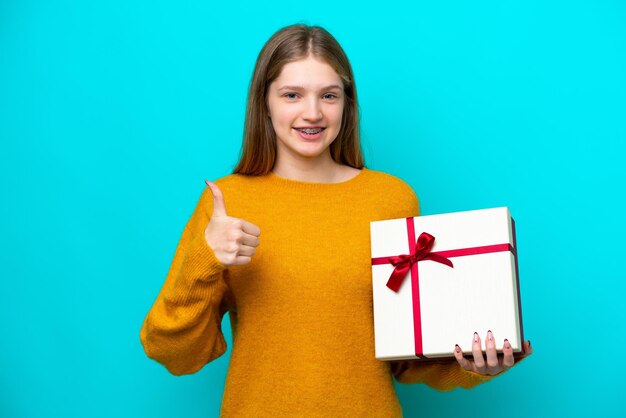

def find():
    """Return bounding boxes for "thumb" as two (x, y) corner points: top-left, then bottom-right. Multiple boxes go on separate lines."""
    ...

(204, 180), (227, 217)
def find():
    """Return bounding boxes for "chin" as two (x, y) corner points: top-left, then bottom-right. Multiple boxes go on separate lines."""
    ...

(294, 145), (332, 159)
(277, 135), (336, 160)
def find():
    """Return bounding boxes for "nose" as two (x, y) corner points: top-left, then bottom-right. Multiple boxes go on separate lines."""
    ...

(302, 97), (323, 121)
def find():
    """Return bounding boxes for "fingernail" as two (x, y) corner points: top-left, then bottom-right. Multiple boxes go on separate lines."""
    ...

(473, 332), (479, 343)
(455, 344), (461, 353)
(487, 330), (493, 341)
(528, 340), (531, 348)
(204, 179), (211, 187)
(504, 339), (511, 349)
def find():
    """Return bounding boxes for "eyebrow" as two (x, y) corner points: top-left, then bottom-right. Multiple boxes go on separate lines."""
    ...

(277, 85), (343, 92)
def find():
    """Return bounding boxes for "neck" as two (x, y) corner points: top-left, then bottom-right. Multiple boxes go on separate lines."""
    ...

(272, 152), (352, 184)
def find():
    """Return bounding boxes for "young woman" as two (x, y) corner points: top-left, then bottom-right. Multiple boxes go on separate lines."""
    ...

(140, 24), (531, 416)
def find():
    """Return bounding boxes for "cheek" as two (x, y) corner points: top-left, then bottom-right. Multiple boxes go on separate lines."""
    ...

(270, 105), (296, 127)
(270, 113), (296, 138)
(273, 115), (292, 132)
(332, 105), (345, 127)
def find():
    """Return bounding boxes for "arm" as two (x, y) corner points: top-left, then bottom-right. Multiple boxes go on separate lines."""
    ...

(140, 188), (230, 376)
(392, 359), (492, 391)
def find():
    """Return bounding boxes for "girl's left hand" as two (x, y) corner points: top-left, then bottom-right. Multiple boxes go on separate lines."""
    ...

(454, 331), (533, 376)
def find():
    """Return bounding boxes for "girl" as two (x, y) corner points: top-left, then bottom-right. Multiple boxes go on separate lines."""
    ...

(140, 24), (531, 417)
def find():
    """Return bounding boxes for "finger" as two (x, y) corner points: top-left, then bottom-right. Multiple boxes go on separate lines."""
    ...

(241, 220), (261, 236)
(240, 232), (260, 247)
(237, 244), (257, 257)
(502, 338), (515, 369)
(523, 340), (533, 355)
(233, 255), (252, 265)
(485, 330), (499, 369)
(205, 180), (228, 217)
(472, 332), (486, 372)
(454, 344), (472, 371)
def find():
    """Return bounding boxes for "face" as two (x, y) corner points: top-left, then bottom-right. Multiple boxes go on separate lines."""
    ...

(267, 55), (345, 163)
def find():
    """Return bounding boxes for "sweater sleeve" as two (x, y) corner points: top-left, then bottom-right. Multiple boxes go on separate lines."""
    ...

(391, 359), (493, 391)
(140, 188), (230, 376)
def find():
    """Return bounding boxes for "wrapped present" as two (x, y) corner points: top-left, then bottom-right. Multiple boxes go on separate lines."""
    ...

(370, 207), (524, 360)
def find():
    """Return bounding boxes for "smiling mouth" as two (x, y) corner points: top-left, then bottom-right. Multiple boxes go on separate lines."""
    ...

(294, 127), (325, 134)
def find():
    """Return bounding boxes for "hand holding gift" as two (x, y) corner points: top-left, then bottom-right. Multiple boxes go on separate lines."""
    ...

(454, 331), (533, 376)
(371, 208), (527, 362)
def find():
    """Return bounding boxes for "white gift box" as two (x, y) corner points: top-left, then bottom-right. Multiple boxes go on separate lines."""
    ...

(370, 207), (524, 361)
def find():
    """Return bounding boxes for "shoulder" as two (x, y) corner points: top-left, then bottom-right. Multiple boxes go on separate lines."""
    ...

(361, 169), (418, 202)
(197, 174), (254, 207)
(362, 169), (415, 193)
(183, 174), (261, 233)
(360, 168), (420, 217)
(195, 173), (272, 219)
(213, 173), (251, 188)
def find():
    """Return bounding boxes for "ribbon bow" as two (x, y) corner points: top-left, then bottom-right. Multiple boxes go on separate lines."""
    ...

(386, 232), (454, 292)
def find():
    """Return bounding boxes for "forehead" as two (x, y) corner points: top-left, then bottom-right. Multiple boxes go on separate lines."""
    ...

(272, 56), (343, 88)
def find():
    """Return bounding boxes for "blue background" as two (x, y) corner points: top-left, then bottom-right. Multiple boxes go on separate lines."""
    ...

(1, 1), (624, 417)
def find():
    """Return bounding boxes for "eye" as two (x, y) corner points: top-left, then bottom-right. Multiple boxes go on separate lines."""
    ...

(322, 93), (339, 100)
(283, 92), (299, 100)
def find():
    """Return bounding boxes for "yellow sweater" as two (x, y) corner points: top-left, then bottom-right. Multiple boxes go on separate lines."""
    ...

(140, 168), (491, 417)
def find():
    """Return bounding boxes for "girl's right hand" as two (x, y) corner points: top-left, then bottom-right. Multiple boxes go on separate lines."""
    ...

(204, 181), (261, 266)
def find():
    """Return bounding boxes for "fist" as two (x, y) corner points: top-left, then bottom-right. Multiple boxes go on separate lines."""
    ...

(204, 180), (261, 266)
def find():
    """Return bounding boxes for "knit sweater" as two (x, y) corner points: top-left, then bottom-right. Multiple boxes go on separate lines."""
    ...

(140, 168), (491, 417)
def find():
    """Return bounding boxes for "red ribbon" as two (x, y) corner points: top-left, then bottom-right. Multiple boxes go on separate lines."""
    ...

(371, 217), (515, 357)
(384, 232), (453, 292)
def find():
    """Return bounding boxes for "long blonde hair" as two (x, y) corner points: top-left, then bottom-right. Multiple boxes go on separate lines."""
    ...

(233, 24), (364, 175)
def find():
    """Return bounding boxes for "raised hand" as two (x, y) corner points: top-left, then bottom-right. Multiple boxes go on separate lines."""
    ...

(203, 180), (261, 267)
(454, 331), (533, 376)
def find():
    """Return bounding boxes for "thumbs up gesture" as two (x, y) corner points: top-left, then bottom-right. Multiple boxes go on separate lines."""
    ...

(204, 180), (261, 266)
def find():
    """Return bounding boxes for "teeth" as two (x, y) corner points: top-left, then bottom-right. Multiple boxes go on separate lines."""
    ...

(298, 128), (323, 134)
